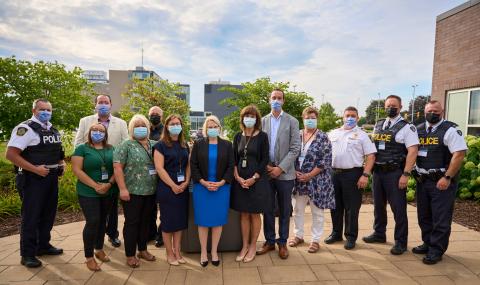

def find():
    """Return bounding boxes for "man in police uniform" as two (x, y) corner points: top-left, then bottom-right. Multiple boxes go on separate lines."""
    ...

(6, 99), (64, 268)
(363, 95), (419, 255)
(326, 106), (376, 250)
(412, 100), (466, 264)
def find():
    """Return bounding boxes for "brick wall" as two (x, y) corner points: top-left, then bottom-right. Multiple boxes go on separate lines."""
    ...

(431, 1), (480, 105)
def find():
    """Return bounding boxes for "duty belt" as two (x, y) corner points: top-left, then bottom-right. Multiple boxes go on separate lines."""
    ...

(333, 167), (363, 174)
(374, 163), (401, 172)
(412, 169), (446, 183)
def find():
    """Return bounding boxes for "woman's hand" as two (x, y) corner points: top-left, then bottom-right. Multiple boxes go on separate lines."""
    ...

(296, 172), (312, 183)
(119, 188), (130, 201)
(243, 178), (256, 188)
(95, 183), (111, 195)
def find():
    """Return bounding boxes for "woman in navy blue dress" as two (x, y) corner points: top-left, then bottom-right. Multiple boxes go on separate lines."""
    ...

(190, 115), (234, 267)
(154, 114), (190, 266)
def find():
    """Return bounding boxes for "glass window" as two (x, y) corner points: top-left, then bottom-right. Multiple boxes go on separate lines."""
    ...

(447, 91), (469, 134)
(469, 90), (480, 125)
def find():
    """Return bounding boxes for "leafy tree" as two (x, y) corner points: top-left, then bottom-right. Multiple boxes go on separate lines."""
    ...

(119, 76), (190, 133)
(0, 56), (94, 136)
(220, 77), (314, 139)
(318, 103), (341, 132)
(365, 99), (386, 124)
(407, 95), (430, 125)
(357, 117), (367, 126)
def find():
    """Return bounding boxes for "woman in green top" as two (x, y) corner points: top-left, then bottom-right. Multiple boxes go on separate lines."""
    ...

(113, 114), (158, 268)
(72, 123), (116, 272)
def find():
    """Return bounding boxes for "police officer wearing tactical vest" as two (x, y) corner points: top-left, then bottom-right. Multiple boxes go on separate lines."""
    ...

(411, 100), (467, 264)
(6, 99), (65, 268)
(363, 95), (419, 255)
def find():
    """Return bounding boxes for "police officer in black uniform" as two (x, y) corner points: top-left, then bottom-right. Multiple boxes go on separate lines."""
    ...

(412, 100), (467, 264)
(6, 99), (65, 268)
(363, 95), (419, 255)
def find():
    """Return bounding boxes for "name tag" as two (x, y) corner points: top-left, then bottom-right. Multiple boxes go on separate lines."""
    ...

(101, 166), (108, 180)
(418, 148), (428, 157)
(378, 141), (386, 150)
(148, 165), (156, 176)
(177, 171), (185, 182)
(241, 159), (247, 168)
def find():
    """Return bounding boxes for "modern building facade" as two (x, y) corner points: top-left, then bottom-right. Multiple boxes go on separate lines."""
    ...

(204, 80), (242, 123)
(431, 0), (480, 135)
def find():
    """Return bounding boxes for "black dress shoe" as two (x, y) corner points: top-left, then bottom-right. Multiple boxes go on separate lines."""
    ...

(412, 243), (429, 254)
(390, 243), (407, 255)
(423, 253), (442, 265)
(344, 239), (356, 250)
(109, 237), (121, 247)
(324, 233), (343, 244)
(211, 259), (221, 266)
(362, 233), (386, 244)
(37, 246), (63, 256)
(21, 256), (42, 268)
(200, 260), (208, 267)
(155, 239), (164, 248)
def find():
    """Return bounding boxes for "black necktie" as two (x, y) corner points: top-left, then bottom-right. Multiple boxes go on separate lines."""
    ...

(385, 121), (391, 130)
(427, 126), (433, 134)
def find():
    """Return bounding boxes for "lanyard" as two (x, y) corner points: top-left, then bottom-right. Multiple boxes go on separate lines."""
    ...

(136, 140), (153, 162)
(92, 146), (107, 166)
(242, 134), (253, 159)
(301, 129), (317, 153)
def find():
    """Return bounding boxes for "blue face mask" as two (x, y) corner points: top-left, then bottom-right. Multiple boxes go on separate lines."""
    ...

(96, 104), (111, 116)
(133, 127), (148, 139)
(271, 100), (283, 111)
(304, 119), (317, 129)
(344, 117), (357, 128)
(207, 128), (219, 138)
(243, 117), (256, 128)
(91, 131), (105, 143)
(168, 125), (182, 135)
(37, 110), (52, 123)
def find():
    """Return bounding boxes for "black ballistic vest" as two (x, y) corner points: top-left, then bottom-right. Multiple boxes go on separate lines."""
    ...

(416, 120), (456, 169)
(21, 120), (64, 165)
(373, 119), (408, 165)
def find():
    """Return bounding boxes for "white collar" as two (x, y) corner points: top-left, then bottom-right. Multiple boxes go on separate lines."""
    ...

(271, 110), (284, 119)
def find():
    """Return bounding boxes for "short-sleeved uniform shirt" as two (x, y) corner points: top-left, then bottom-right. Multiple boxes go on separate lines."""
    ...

(7, 115), (53, 151)
(382, 115), (419, 148)
(329, 126), (377, 169)
(113, 139), (157, 196)
(72, 143), (118, 197)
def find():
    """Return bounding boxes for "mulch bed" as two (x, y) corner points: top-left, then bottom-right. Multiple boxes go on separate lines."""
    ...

(1, 194), (478, 238)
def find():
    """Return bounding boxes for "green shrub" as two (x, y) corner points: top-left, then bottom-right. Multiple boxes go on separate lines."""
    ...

(57, 163), (80, 212)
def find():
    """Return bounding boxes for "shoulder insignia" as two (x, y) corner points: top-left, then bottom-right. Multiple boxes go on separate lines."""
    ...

(457, 129), (462, 136)
(410, 125), (416, 132)
(16, 127), (28, 136)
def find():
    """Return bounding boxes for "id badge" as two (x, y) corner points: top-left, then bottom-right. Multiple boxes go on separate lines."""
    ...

(378, 141), (386, 150)
(177, 171), (185, 182)
(241, 159), (247, 168)
(418, 147), (428, 157)
(148, 164), (156, 176)
(101, 166), (109, 180)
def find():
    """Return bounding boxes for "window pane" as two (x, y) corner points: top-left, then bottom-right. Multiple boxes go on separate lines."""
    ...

(468, 127), (480, 136)
(447, 91), (469, 134)
(469, 90), (480, 125)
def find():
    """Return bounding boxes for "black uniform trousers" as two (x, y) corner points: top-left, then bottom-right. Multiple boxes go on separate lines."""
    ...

(416, 179), (457, 256)
(106, 191), (119, 239)
(330, 168), (363, 241)
(20, 170), (59, 257)
(372, 168), (408, 247)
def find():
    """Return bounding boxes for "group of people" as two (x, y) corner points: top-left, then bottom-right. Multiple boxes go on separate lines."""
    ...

(5, 90), (466, 271)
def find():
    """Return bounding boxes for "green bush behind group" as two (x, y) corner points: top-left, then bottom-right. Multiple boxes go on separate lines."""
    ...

(0, 56), (478, 219)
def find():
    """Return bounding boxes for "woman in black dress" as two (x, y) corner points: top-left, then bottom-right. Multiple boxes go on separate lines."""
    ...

(231, 105), (270, 263)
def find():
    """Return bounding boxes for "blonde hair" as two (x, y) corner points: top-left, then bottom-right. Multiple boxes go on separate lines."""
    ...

(202, 115), (222, 138)
(128, 114), (151, 139)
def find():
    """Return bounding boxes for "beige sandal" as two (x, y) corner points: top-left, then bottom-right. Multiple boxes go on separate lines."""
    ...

(288, 237), (305, 247)
(95, 251), (110, 262)
(137, 251), (156, 261)
(86, 258), (101, 271)
(308, 242), (320, 253)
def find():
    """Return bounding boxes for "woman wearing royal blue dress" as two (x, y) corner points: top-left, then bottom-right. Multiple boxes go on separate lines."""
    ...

(190, 115), (234, 267)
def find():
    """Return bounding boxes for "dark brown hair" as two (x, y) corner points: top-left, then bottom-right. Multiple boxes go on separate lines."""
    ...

(87, 123), (112, 148)
(344, 106), (358, 115)
(271, 88), (285, 99)
(161, 114), (187, 148)
(385, 95), (402, 104)
(240, 104), (262, 131)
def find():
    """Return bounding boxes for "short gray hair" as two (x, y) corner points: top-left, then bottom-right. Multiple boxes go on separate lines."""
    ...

(32, 98), (51, 109)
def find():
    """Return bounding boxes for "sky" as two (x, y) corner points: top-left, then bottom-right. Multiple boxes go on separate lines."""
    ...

(0, 0), (467, 115)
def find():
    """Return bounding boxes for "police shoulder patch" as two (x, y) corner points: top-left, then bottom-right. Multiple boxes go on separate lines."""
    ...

(457, 129), (462, 136)
(16, 127), (28, 136)
(410, 125), (416, 132)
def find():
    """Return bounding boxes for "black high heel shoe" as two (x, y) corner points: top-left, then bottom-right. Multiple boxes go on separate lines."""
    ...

(211, 259), (220, 266)
(200, 260), (208, 267)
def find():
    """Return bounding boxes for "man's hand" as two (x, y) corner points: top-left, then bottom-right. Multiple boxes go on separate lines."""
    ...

(357, 176), (369, 189)
(436, 177), (451, 191)
(35, 165), (50, 177)
(398, 175), (409, 190)
(269, 166), (283, 178)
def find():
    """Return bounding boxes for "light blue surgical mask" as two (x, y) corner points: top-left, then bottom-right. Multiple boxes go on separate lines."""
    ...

(37, 110), (52, 123)
(207, 128), (219, 138)
(271, 100), (283, 111)
(133, 127), (148, 139)
(96, 104), (111, 116)
(168, 125), (182, 135)
(304, 119), (317, 129)
(344, 117), (357, 129)
(243, 117), (256, 128)
(90, 131), (105, 143)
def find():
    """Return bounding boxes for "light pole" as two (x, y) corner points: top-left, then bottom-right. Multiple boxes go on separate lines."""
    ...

(411, 84), (418, 123)
(376, 92), (381, 123)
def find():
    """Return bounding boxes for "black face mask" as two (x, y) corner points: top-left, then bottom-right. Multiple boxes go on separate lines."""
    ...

(385, 107), (398, 118)
(149, 115), (161, 125)
(425, 112), (441, 124)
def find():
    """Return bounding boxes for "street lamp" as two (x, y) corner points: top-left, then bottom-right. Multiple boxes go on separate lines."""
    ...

(411, 84), (418, 123)
(376, 92), (381, 123)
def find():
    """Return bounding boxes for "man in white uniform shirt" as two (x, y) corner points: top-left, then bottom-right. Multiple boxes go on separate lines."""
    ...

(326, 106), (376, 250)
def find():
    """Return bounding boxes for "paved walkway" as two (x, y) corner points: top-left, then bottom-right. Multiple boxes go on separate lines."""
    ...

(1, 204), (480, 284)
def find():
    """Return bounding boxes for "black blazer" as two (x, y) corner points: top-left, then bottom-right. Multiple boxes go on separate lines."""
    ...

(190, 137), (234, 184)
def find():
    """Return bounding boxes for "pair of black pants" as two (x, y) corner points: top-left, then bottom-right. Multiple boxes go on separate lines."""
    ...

(372, 168), (408, 246)
(78, 195), (113, 258)
(106, 191), (119, 239)
(416, 179), (457, 255)
(331, 168), (363, 241)
(20, 171), (59, 257)
(122, 194), (155, 257)
(263, 179), (294, 245)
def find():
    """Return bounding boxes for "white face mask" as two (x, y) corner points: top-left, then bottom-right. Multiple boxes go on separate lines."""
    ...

(243, 117), (256, 128)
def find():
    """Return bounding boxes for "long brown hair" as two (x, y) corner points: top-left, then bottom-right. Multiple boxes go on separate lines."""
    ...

(87, 123), (112, 148)
(161, 114), (187, 148)
(240, 104), (262, 131)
